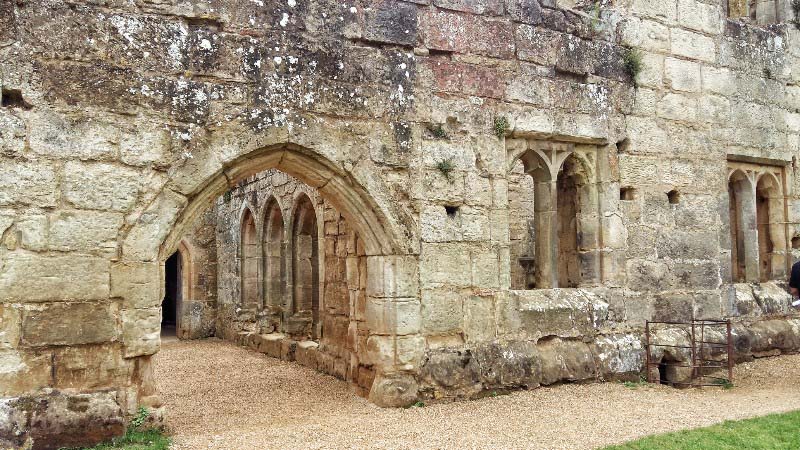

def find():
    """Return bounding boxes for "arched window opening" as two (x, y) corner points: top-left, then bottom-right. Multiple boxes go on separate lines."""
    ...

(292, 195), (320, 339)
(240, 208), (259, 310)
(556, 155), (583, 288)
(728, 172), (749, 283)
(511, 141), (601, 290)
(263, 198), (285, 315)
(756, 175), (784, 282)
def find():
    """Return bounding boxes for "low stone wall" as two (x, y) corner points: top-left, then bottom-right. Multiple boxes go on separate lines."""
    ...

(417, 283), (800, 400)
(228, 332), (375, 396)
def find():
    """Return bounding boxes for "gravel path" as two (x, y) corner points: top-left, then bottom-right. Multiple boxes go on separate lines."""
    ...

(155, 338), (800, 449)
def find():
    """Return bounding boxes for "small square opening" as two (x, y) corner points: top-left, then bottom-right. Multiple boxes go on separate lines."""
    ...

(667, 190), (680, 205)
(620, 187), (636, 201)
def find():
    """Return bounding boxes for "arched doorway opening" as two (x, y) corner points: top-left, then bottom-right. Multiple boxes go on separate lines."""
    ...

(123, 143), (420, 409)
(161, 251), (182, 338)
(755, 173), (785, 282)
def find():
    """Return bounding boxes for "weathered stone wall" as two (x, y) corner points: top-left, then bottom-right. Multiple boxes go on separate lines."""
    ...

(3, 0), (800, 446)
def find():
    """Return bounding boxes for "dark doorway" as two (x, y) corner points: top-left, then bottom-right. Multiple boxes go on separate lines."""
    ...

(162, 251), (182, 337)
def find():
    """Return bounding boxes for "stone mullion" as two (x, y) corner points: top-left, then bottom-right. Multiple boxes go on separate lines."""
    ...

(533, 180), (559, 289)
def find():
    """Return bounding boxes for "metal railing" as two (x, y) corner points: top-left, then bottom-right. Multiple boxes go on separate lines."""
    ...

(645, 319), (734, 387)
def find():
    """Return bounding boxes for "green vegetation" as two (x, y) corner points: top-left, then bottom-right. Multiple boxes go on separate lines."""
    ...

(603, 410), (800, 450)
(75, 407), (170, 450)
(622, 47), (644, 86)
(410, 401), (426, 408)
(428, 123), (450, 140)
(436, 158), (456, 183)
(493, 116), (509, 139)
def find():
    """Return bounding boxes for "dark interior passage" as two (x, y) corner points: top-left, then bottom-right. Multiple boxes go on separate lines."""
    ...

(162, 251), (181, 336)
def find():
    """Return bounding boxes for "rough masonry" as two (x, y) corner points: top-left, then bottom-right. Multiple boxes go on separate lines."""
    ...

(3, 0), (800, 447)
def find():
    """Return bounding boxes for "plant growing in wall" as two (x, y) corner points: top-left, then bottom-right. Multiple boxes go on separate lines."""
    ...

(436, 157), (456, 183)
(428, 123), (450, 140)
(622, 47), (643, 87)
(493, 116), (509, 139)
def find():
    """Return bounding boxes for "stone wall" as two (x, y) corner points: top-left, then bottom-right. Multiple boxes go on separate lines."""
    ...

(3, 0), (800, 446)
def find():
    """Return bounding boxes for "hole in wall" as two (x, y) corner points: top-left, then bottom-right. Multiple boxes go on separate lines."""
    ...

(620, 187), (636, 201)
(1, 88), (32, 110)
(667, 190), (680, 205)
(444, 205), (459, 218)
(617, 138), (630, 154)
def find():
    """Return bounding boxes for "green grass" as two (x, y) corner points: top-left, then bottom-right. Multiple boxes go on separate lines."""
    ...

(603, 410), (800, 450)
(75, 429), (170, 450)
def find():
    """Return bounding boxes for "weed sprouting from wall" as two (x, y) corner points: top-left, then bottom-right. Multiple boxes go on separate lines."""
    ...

(623, 47), (643, 87)
(493, 116), (509, 139)
(436, 157), (456, 183)
(428, 123), (450, 140)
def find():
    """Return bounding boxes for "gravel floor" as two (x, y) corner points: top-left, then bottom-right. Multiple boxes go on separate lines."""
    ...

(155, 338), (800, 449)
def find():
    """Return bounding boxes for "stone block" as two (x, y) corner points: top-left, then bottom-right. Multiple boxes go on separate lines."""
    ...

(368, 372), (419, 407)
(590, 334), (644, 381)
(515, 25), (560, 66)
(365, 334), (425, 370)
(122, 189), (188, 261)
(421, 289), (463, 334)
(0, 349), (52, 396)
(631, 0), (677, 21)
(422, 9), (515, 58)
(671, 28), (716, 62)
(620, 18), (670, 53)
(702, 66), (735, 96)
(506, 0), (543, 24)
(677, 0), (722, 34)
(537, 337), (597, 385)
(365, 255), (419, 298)
(53, 345), (131, 390)
(657, 92), (697, 121)
(0, 391), (125, 450)
(62, 161), (141, 212)
(110, 261), (162, 309)
(256, 333), (284, 358)
(363, 1), (418, 46)
(664, 58), (701, 92)
(464, 295), (496, 343)
(296, 340), (319, 370)
(419, 243), (471, 287)
(366, 297), (421, 336)
(121, 308), (160, 358)
(0, 304), (21, 350)
(48, 210), (124, 255)
(281, 339), (297, 361)
(0, 159), (58, 207)
(22, 303), (119, 347)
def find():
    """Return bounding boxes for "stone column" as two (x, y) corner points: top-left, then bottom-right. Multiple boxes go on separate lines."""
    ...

(363, 255), (422, 407)
(533, 180), (558, 289)
(740, 182), (760, 283)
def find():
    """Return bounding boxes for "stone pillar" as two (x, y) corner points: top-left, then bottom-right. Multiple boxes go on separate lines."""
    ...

(533, 180), (558, 288)
(741, 183), (761, 283)
(363, 255), (422, 407)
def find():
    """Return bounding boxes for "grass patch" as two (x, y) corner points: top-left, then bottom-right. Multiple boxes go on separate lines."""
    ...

(77, 429), (171, 450)
(73, 407), (170, 450)
(603, 410), (800, 450)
